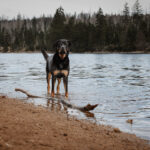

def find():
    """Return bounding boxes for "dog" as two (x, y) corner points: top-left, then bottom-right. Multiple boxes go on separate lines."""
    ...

(41, 39), (71, 97)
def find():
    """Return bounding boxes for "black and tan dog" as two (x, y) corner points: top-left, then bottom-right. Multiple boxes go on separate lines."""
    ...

(41, 39), (71, 97)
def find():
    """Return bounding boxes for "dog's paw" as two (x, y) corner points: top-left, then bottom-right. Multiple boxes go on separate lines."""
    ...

(51, 92), (55, 97)
(56, 92), (60, 95)
(65, 92), (68, 98)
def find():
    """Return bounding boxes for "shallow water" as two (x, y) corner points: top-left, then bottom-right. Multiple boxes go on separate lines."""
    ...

(0, 53), (150, 140)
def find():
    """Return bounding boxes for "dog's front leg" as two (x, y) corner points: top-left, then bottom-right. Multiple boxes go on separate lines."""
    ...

(51, 76), (56, 97)
(47, 73), (51, 94)
(57, 78), (61, 94)
(63, 77), (68, 97)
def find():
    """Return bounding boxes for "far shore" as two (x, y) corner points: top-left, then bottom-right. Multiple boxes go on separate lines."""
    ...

(0, 95), (150, 150)
(0, 49), (150, 54)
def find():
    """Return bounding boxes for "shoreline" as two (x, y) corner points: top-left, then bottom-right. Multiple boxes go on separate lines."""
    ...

(0, 95), (150, 150)
(0, 50), (150, 54)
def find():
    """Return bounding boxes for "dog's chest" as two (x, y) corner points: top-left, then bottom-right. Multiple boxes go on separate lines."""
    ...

(59, 64), (63, 69)
(53, 70), (69, 78)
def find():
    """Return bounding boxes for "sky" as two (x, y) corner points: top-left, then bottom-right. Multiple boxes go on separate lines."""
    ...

(0, 0), (150, 19)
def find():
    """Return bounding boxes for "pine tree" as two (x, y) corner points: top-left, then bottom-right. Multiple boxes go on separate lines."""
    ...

(3, 30), (10, 52)
(132, 0), (143, 25)
(132, 0), (142, 16)
(126, 24), (137, 50)
(47, 7), (66, 50)
(123, 2), (130, 24)
(95, 8), (106, 50)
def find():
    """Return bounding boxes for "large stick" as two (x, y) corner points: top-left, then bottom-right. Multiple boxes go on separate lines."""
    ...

(61, 100), (98, 112)
(15, 88), (98, 112)
(15, 88), (42, 98)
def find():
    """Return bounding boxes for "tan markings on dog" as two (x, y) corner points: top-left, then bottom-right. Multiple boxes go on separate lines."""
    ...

(61, 70), (68, 76)
(58, 49), (61, 53)
(51, 79), (56, 97)
(63, 78), (68, 98)
(51, 91), (54, 97)
(59, 54), (66, 60)
(53, 70), (60, 76)
(64, 49), (67, 54)
(47, 73), (51, 93)
(57, 79), (61, 94)
(65, 92), (68, 97)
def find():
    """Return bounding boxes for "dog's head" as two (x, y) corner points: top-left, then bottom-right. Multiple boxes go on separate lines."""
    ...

(53, 39), (71, 60)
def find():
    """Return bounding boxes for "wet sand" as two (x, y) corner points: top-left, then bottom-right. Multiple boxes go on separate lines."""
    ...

(0, 95), (150, 150)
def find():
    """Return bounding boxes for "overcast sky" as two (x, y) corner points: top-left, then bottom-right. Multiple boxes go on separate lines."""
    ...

(0, 0), (150, 19)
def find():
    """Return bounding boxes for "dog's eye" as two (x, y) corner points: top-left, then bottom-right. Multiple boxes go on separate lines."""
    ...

(67, 41), (71, 47)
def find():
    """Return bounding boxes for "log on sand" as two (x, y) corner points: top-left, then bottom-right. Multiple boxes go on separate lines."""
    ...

(15, 88), (98, 112)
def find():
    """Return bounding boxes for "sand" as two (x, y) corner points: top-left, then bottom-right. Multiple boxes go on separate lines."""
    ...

(0, 95), (150, 150)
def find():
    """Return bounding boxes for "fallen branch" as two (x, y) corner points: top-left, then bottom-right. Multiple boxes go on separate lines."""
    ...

(15, 88), (98, 112)
(61, 100), (98, 112)
(15, 88), (42, 98)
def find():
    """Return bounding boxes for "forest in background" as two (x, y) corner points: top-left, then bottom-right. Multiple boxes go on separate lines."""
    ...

(0, 0), (150, 53)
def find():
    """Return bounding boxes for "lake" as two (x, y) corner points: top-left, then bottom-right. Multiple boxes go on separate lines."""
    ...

(0, 53), (150, 140)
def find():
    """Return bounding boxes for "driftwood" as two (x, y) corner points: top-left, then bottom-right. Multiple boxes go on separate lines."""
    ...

(15, 88), (98, 112)
(61, 100), (98, 112)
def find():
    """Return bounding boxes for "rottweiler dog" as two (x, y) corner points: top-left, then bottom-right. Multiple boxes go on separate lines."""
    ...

(41, 39), (71, 97)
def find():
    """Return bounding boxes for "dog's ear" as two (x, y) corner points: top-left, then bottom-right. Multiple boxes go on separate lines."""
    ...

(67, 40), (71, 47)
(53, 40), (60, 49)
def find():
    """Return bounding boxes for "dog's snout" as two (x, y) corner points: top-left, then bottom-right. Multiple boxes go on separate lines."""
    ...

(61, 46), (65, 50)
(60, 46), (66, 54)
(60, 50), (65, 55)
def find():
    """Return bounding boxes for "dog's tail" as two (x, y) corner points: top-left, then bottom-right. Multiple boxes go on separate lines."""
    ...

(41, 50), (48, 61)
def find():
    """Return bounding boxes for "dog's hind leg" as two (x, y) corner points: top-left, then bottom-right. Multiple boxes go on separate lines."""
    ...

(47, 73), (51, 94)
(57, 78), (61, 94)
(63, 77), (68, 97)
(51, 76), (56, 97)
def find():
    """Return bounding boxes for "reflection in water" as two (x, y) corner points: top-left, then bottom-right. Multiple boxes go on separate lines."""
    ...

(84, 111), (95, 118)
(47, 99), (62, 111)
(46, 94), (70, 119)
(0, 53), (150, 140)
(46, 95), (95, 119)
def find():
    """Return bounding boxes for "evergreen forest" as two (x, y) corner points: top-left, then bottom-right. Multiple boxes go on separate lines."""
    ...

(0, 0), (150, 53)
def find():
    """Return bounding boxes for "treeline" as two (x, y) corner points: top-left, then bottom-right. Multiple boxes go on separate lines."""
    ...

(0, 0), (150, 52)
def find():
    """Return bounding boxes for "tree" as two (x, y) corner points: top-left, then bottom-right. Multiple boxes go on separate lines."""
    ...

(95, 8), (106, 50)
(31, 17), (38, 50)
(132, 0), (142, 16)
(132, 0), (143, 25)
(123, 2), (130, 24)
(125, 24), (137, 50)
(48, 7), (66, 49)
(1, 29), (11, 52)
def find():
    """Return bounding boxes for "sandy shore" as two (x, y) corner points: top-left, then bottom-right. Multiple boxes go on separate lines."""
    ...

(0, 95), (150, 150)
